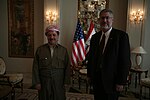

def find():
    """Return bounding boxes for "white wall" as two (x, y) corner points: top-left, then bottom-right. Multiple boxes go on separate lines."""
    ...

(109, 0), (128, 31)
(126, 0), (145, 48)
(59, 0), (78, 58)
(126, 0), (150, 72)
(44, 0), (58, 43)
(43, 0), (77, 58)
(0, 0), (8, 59)
(143, 0), (150, 71)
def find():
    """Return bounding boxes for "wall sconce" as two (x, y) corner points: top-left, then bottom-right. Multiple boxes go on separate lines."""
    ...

(130, 9), (144, 23)
(45, 10), (58, 25)
(131, 46), (147, 69)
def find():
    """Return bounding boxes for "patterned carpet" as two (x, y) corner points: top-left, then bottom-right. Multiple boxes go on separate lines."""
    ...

(14, 87), (149, 100)
(15, 89), (38, 100)
(15, 88), (94, 100)
(14, 88), (139, 100)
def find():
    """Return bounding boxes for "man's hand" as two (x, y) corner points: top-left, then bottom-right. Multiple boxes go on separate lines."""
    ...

(116, 84), (124, 92)
(35, 84), (41, 90)
(87, 77), (91, 85)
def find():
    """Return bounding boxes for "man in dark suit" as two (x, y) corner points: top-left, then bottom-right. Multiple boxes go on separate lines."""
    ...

(87, 9), (131, 100)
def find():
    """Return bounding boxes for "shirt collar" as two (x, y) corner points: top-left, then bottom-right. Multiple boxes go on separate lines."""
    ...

(47, 43), (59, 48)
(102, 27), (112, 37)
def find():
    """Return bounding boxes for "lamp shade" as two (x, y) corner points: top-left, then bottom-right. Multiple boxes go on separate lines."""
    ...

(131, 46), (147, 54)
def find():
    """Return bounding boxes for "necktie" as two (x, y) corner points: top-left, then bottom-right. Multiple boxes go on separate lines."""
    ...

(97, 34), (105, 69)
(99, 34), (106, 54)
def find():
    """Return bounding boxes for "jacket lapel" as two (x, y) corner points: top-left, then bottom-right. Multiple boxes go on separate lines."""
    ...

(95, 31), (102, 46)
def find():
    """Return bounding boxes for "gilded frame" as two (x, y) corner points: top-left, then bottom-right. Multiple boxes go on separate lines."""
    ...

(8, 0), (34, 58)
(78, 0), (109, 32)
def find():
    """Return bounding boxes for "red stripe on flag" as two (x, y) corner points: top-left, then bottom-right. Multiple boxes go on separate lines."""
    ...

(79, 39), (86, 60)
(71, 44), (78, 65)
(71, 20), (86, 66)
(86, 21), (94, 41)
(85, 21), (95, 54)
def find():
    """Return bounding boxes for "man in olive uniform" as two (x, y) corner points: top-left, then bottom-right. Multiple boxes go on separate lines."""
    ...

(32, 25), (70, 100)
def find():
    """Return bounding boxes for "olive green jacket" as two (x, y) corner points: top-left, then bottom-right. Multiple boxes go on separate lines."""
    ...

(32, 43), (71, 86)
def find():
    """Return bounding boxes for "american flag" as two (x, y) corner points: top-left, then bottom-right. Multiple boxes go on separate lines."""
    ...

(71, 20), (86, 66)
(85, 21), (95, 54)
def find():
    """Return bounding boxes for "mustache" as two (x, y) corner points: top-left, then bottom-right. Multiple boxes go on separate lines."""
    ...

(48, 38), (56, 40)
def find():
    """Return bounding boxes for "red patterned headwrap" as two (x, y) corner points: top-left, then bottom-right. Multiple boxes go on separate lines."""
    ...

(45, 25), (60, 35)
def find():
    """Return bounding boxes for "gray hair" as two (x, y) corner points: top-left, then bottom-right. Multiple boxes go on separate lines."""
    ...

(100, 9), (113, 17)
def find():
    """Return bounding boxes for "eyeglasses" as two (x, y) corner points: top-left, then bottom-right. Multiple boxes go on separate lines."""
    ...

(99, 16), (113, 20)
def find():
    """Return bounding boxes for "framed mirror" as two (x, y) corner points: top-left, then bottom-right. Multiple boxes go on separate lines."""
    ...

(78, 0), (109, 33)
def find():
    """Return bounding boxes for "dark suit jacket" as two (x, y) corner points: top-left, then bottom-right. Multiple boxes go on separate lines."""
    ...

(87, 28), (131, 93)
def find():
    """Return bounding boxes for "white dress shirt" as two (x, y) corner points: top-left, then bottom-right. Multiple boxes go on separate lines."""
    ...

(100, 27), (112, 53)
